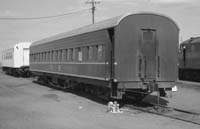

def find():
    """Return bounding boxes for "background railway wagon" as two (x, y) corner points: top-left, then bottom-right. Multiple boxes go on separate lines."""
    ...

(1, 42), (32, 77)
(30, 13), (179, 100)
(179, 37), (200, 82)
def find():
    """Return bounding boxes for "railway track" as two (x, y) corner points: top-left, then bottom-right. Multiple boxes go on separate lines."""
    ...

(122, 102), (200, 125)
(34, 77), (200, 125)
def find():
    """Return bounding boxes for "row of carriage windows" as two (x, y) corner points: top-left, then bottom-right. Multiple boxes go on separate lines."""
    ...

(2, 52), (13, 60)
(30, 45), (105, 62)
(180, 44), (200, 53)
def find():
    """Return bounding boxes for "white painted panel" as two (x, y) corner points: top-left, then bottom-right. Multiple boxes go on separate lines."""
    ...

(1, 42), (31, 68)
(23, 48), (29, 66)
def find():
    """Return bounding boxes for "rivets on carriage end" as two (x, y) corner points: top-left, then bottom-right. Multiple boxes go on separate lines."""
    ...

(114, 79), (117, 82)
(114, 62), (118, 65)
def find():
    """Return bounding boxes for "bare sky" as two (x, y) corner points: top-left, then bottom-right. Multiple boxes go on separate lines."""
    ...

(0, 0), (200, 53)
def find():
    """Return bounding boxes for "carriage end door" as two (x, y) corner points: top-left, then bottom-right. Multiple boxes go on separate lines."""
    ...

(139, 29), (157, 80)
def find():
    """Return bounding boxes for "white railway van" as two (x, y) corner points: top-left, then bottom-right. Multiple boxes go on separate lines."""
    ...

(1, 42), (32, 77)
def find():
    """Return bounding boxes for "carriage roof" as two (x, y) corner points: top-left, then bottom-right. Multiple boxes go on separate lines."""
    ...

(181, 37), (200, 45)
(32, 12), (179, 46)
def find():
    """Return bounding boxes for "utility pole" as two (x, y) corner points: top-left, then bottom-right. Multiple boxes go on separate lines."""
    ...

(86, 0), (100, 24)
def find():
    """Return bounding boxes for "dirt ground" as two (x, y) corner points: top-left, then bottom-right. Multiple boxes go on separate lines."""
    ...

(143, 81), (200, 114)
(0, 73), (200, 129)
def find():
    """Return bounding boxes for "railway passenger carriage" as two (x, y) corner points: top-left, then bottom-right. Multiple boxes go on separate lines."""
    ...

(179, 37), (200, 81)
(2, 42), (32, 77)
(30, 13), (179, 100)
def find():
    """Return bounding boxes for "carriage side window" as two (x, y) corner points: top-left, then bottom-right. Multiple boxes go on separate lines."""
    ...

(40, 53), (42, 62)
(57, 50), (59, 61)
(68, 48), (73, 61)
(78, 47), (83, 61)
(33, 53), (37, 62)
(72, 48), (76, 61)
(33, 54), (35, 62)
(97, 45), (103, 61)
(44, 52), (46, 62)
(89, 46), (93, 61)
(36, 53), (38, 62)
(43, 52), (46, 62)
(62, 49), (64, 61)
(36, 53), (40, 62)
(30, 54), (32, 62)
(83, 46), (89, 61)
(75, 48), (78, 61)
(35, 54), (37, 62)
(53, 51), (55, 61)
(52, 51), (55, 61)
(43, 52), (45, 62)
(52, 51), (54, 61)
(49, 51), (51, 61)
(43, 53), (45, 62)
(31, 54), (33, 62)
(61, 49), (66, 61)
(34, 54), (35, 62)
(56, 50), (59, 61)
(93, 45), (98, 60)
(34, 54), (36, 62)
(29, 54), (31, 62)
(68, 49), (71, 61)
(35, 53), (37, 62)
(42, 52), (45, 61)
(45, 52), (48, 61)
(42, 52), (45, 62)
(39, 53), (41, 62)
(34, 54), (37, 62)
(59, 49), (63, 61)
(39, 53), (42, 62)
(29, 54), (33, 62)
(44, 52), (46, 61)
(11, 52), (13, 59)
(65, 49), (69, 61)
(46, 52), (48, 61)
(50, 51), (53, 61)
(65, 49), (68, 61)
(46, 52), (49, 61)
(57, 50), (60, 61)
